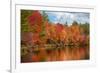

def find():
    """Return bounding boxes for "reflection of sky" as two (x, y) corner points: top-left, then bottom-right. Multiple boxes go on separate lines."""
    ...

(40, 11), (90, 26)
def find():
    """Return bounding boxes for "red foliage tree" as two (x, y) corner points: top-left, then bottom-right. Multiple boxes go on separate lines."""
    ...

(28, 11), (43, 27)
(55, 23), (64, 33)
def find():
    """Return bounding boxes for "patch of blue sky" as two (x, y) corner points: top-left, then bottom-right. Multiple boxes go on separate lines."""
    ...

(47, 13), (58, 23)
(40, 11), (90, 25)
(76, 16), (89, 24)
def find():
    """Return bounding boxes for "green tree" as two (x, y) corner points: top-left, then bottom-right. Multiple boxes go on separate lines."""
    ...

(64, 21), (68, 26)
(80, 23), (89, 35)
(72, 21), (78, 26)
(42, 11), (49, 21)
(21, 10), (33, 32)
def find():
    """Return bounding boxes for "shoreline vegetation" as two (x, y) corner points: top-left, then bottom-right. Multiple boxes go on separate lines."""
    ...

(21, 10), (90, 63)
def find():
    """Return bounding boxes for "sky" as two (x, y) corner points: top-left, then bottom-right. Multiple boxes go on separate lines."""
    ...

(40, 11), (90, 26)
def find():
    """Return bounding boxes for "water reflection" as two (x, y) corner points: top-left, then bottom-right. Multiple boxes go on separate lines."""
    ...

(21, 44), (89, 63)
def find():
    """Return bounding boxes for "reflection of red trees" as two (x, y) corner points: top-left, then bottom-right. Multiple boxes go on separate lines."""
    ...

(32, 54), (39, 62)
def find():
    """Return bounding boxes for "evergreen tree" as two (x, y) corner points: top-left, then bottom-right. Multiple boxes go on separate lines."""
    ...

(72, 21), (78, 26)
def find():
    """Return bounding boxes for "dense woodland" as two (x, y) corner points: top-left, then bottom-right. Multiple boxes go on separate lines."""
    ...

(21, 10), (89, 62)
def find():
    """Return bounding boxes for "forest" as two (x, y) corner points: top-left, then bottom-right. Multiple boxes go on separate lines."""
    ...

(21, 10), (90, 62)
